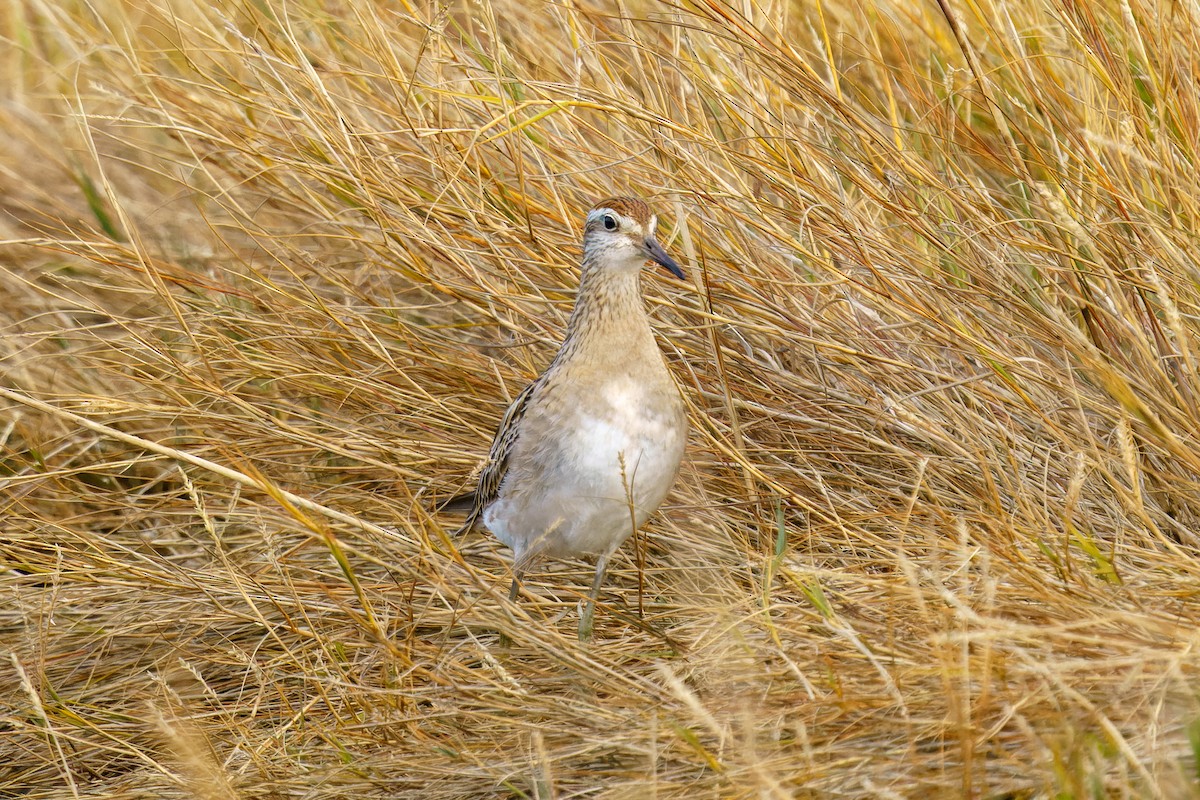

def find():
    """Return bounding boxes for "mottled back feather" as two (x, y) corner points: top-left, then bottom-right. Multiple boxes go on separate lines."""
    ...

(445, 377), (540, 534)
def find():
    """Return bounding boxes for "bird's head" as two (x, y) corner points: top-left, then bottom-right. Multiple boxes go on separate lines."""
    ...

(582, 196), (685, 279)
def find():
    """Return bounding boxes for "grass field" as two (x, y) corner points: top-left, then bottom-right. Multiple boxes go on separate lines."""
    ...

(3, 0), (1200, 796)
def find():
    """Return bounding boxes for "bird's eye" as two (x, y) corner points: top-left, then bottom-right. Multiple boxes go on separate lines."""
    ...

(602, 214), (618, 231)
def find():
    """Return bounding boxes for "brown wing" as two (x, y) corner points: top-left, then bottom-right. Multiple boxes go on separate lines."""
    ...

(440, 378), (539, 534)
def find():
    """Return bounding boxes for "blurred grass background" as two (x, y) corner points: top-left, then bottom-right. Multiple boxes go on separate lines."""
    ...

(2, 0), (1200, 796)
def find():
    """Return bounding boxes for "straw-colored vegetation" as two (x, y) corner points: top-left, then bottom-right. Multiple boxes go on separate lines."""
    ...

(3, 0), (1199, 796)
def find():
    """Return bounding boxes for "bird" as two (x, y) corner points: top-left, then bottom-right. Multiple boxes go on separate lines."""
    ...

(440, 196), (688, 640)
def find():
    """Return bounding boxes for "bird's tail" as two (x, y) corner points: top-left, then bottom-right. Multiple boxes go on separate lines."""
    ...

(434, 490), (480, 537)
(436, 491), (476, 514)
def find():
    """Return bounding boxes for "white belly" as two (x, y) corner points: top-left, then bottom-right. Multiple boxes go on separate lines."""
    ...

(483, 378), (685, 562)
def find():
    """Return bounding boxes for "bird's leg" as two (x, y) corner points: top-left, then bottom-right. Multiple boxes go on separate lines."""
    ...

(578, 553), (610, 642)
(499, 564), (525, 648)
(508, 560), (526, 602)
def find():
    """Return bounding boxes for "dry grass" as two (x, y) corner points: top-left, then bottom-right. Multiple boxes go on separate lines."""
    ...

(2, 0), (1199, 796)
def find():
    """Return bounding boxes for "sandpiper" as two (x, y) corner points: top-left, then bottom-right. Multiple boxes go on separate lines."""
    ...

(440, 196), (688, 640)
